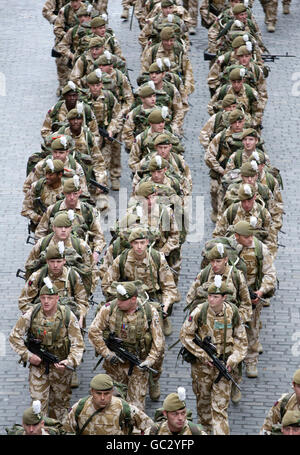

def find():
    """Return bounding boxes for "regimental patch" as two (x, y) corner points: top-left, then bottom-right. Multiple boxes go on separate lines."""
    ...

(28, 281), (33, 286)
(188, 316), (192, 322)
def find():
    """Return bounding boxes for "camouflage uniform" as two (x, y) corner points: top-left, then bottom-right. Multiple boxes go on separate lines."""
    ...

(35, 199), (106, 254)
(186, 263), (252, 324)
(225, 148), (270, 172)
(69, 50), (100, 88)
(199, 0), (227, 29)
(182, 0), (199, 28)
(64, 395), (153, 434)
(260, 393), (300, 435)
(88, 297), (165, 410)
(122, 105), (161, 152)
(42, 0), (68, 25)
(9, 305), (84, 422)
(18, 265), (89, 320)
(180, 301), (248, 434)
(146, 3), (193, 30)
(145, 419), (207, 434)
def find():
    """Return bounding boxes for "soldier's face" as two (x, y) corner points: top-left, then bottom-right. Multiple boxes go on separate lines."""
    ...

(131, 238), (149, 256)
(64, 91), (78, 109)
(282, 426), (300, 435)
(210, 257), (228, 274)
(71, 0), (81, 11)
(162, 38), (175, 51)
(47, 258), (66, 276)
(92, 25), (106, 37)
(237, 54), (251, 67)
(164, 409), (187, 432)
(53, 225), (72, 241)
(40, 294), (59, 316)
(208, 293), (226, 313)
(150, 71), (164, 86)
(242, 136), (258, 152)
(52, 149), (69, 162)
(79, 15), (90, 24)
(45, 171), (62, 187)
(157, 144), (172, 159)
(241, 195), (255, 212)
(235, 11), (247, 23)
(151, 168), (166, 184)
(224, 104), (237, 111)
(231, 80), (244, 93)
(231, 118), (244, 133)
(151, 121), (165, 133)
(99, 64), (113, 74)
(69, 117), (83, 131)
(293, 382), (300, 402)
(91, 46), (104, 59)
(242, 174), (257, 185)
(88, 82), (103, 97)
(64, 190), (82, 208)
(117, 296), (138, 312)
(147, 193), (158, 211)
(91, 389), (113, 409)
(162, 6), (174, 16)
(23, 420), (44, 435)
(142, 94), (156, 108)
(234, 233), (253, 247)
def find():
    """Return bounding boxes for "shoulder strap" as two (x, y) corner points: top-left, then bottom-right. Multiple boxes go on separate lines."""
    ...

(50, 100), (64, 121)
(75, 396), (98, 435)
(119, 399), (133, 435)
(218, 84), (229, 101)
(41, 233), (55, 252)
(226, 203), (238, 225)
(71, 236), (83, 255)
(30, 303), (42, 330)
(187, 421), (204, 435)
(118, 249), (130, 281)
(199, 265), (211, 286)
(280, 393), (294, 419)
(197, 301), (209, 327)
(234, 149), (243, 168)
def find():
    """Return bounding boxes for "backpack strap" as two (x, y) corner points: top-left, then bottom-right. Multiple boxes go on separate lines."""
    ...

(118, 249), (130, 281)
(119, 399), (133, 435)
(279, 393), (294, 420)
(234, 149), (243, 169)
(74, 396), (98, 435)
(41, 233), (55, 253)
(226, 203), (238, 226)
(197, 301), (209, 327)
(253, 237), (263, 290)
(50, 100), (64, 122)
(187, 421), (204, 435)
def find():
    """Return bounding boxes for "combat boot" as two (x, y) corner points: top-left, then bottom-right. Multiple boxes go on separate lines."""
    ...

(231, 384), (242, 404)
(258, 342), (263, 354)
(267, 23), (276, 32)
(71, 371), (80, 388)
(121, 8), (129, 19)
(246, 364), (258, 378)
(283, 4), (290, 14)
(189, 27), (196, 35)
(149, 380), (161, 401)
(111, 179), (120, 191)
(163, 317), (173, 336)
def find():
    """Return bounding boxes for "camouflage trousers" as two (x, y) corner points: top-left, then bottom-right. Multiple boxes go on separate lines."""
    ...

(104, 359), (149, 410)
(191, 361), (232, 434)
(210, 177), (220, 217)
(122, 0), (135, 7)
(55, 56), (71, 90)
(183, 0), (199, 27)
(259, 0), (278, 24)
(245, 303), (263, 366)
(101, 137), (122, 182)
(29, 364), (73, 423)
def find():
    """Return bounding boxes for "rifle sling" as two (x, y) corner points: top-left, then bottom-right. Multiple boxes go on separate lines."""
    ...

(77, 406), (105, 435)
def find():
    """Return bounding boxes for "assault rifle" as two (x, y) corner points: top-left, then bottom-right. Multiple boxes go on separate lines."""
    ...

(25, 333), (74, 375)
(262, 52), (296, 62)
(99, 127), (123, 146)
(89, 178), (109, 194)
(94, 332), (158, 376)
(193, 334), (241, 390)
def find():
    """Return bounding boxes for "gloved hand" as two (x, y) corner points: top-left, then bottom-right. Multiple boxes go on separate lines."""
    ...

(138, 359), (153, 370)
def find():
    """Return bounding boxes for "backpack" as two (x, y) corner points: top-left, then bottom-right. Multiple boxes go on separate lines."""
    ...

(218, 83), (256, 115)
(74, 395), (133, 435)
(26, 145), (52, 176)
(149, 408), (205, 435)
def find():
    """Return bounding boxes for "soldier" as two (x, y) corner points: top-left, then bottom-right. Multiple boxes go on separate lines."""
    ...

(21, 159), (65, 231)
(182, 0), (199, 34)
(280, 411), (300, 435)
(232, 221), (276, 377)
(9, 280), (84, 422)
(140, 26), (194, 96)
(199, 0), (227, 29)
(258, 0), (291, 32)
(225, 128), (268, 172)
(84, 69), (124, 190)
(145, 387), (207, 434)
(101, 227), (178, 336)
(88, 282), (165, 410)
(180, 278), (248, 434)
(90, 15), (125, 61)
(121, 0), (135, 20)
(260, 369), (300, 434)
(64, 373), (153, 434)
(35, 177), (106, 262)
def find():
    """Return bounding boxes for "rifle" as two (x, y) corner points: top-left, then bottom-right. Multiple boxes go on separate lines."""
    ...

(16, 269), (27, 281)
(24, 333), (74, 375)
(248, 288), (270, 305)
(89, 178), (109, 194)
(204, 49), (216, 61)
(262, 52), (296, 63)
(99, 127), (123, 146)
(26, 234), (36, 245)
(94, 332), (158, 376)
(193, 334), (241, 390)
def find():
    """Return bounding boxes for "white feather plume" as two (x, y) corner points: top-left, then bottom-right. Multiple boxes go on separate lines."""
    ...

(117, 284), (127, 296)
(73, 174), (80, 189)
(58, 241), (65, 256)
(163, 57), (171, 68)
(250, 216), (257, 227)
(217, 243), (224, 257)
(250, 160), (258, 171)
(161, 106), (168, 119)
(243, 34), (249, 42)
(60, 136), (67, 149)
(104, 50), (112, 61)
(244, 0), (249, 7)
(167, 14), (174, 22)
(252, 151), (260, 162)
(240, 68), (246, 78)
(156, 58), (163, 70)
(43, 277), (53, 290)
(148, 80), (155, 90)
(244, 183), (252, 196)
(177, 387), (186, 402)
(68, 81), (76, 91)
(95, 68), (102, 79)
(246, 41), (252, 52)
(32, 400), (41, 416)
(234, 20), (243, 28)
(136, 205), (143, 218)
(87, 4), (92, 13)
(155, 155), (162, 168)
(76, 102), (84, 114)
(101, 13), (108, 21)
(46, 159), (54, 172)
(68, 209), (75, 221)
(214, 275), (222, 289)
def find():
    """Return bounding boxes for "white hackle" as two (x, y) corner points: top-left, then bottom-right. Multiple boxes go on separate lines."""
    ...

(177, 387), (186, 402)
(43, 277), (53, 290)
(32, 401), (41, 415)
(214, 275), (222, 289)
(117, 284), (127, 296)
(46, 159), (54, 172)
(161, 106), (168, 119)
(250, 216), (257, 227)
(95, 68), (102, 79)
(58, 241), (65, 256)
(244, 184), (252, 196)
(217, 243), (224, 257)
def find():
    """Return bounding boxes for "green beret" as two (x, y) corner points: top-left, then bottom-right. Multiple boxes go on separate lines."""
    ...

(135, 181), (156, 197)
(154, 133), (172, 146)
(229, 67), (246, 80)
(240, 161), (258, 177)
(52, 211), (73, 227)
(67, 108), (83, 120)
(293, 369), (300, 385)
(233, 3), (247, 14)
(40, 280), (59, 296)
(51, 136), (70, 150)
(163, 391), (186, 412)
(222, 94), (237, 108)
(23, 403), (43, 425)
(160, 26), (175, 40)
(149, 61), (165, 73)
(238, 183), (255, 200)
(161, 0), (175, 6)
(63, 176), (81, 193)
(231, 35), (248, 49)
(88, 36), (105, 49)
(139, 83), (156, 98)
(96, 52), (113, 66)
(240, 128), (258, 139)
(229, 109), (244, 124)
(76, 6), (92, 16)
(236, 45), (251, 56)
(61, 81), (78, 96)
(44, 159), (65, 174)
(282, 410), (300, 427)
(90, 374), (114, 391)
(148, 109), (165, 124)
(86, 69), (103, 84)
(234, 220), (255, 236)
(148, 155), (169, 171)
(90, 16), (106, 28)
(128, 227), (149, 242)
(116, 282), (138, 301)
(206, 244), (228, 261)
(208, 279), (232, 295)
(46, 243), (65, 260)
